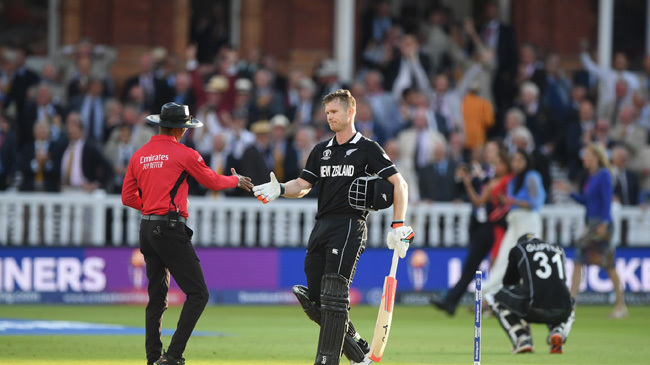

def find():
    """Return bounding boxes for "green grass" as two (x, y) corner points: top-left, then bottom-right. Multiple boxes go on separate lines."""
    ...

(0, 304), (649, 364)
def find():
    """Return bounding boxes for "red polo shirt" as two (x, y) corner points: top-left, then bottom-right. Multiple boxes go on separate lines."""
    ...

(121, 135), (239, 218)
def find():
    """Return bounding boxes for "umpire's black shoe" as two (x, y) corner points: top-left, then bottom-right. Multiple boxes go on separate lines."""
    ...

(430, 297), (456, 316)
(154, 351), (185, 365)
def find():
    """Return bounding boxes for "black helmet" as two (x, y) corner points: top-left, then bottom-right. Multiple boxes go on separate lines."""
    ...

(145, 102), (203, 129)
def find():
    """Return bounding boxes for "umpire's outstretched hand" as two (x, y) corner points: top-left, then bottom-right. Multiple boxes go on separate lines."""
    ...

(231, 168), (253, 192)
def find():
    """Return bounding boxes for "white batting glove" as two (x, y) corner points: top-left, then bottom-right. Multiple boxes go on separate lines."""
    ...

(386, 221), (414, 259)
(253, 172), (283, 204)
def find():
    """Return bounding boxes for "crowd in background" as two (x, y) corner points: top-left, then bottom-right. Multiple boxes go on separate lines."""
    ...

(1, 0), (650, 207)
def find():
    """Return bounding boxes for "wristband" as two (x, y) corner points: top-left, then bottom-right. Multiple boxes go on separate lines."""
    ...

(391, 220), (404, 228)
(280, 184), (285, 196)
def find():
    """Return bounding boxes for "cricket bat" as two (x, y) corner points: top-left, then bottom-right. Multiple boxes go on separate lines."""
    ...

(368, 248), (400, 362)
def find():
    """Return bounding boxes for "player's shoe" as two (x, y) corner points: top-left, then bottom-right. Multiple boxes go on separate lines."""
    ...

(549, 333), (564, 354)
(608, 305), (628, 319)
(430, 297), (456, 316)
(154, 351), (185, 365)
(512, 336), (534, 354)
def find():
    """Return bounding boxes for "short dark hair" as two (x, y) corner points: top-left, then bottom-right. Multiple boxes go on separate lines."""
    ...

(322, 89), (356, 109)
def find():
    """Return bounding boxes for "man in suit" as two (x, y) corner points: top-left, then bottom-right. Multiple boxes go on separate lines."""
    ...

(612, 146), (639, 206)
(69, 78), (107, 146)
(122, 52), (170, 113)
(19, 83), (65, 150)
(269, 114), (299, 183)
(0, 113), (18, 191)
(395, 106), (445, 201)
(238, 121), (274, 189)
(419, 142), (459, 202)
(480, 0), (518, 133)
(383, 34), (431, 100)
(58, 112), (113, 192)
(19, 121), (61, 192)
(1, 47), (40, 123)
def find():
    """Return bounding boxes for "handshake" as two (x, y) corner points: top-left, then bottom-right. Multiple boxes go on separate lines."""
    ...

(387, 221), (414, 258)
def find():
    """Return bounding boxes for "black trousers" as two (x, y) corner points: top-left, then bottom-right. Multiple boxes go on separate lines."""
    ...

(444, 218), (494, 308)
(139, 219), (209, 363)
(304, 218), (366, 305)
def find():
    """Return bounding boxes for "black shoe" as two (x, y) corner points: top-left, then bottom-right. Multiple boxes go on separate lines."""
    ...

(154, 351), (185, 365)
(431, 297), (456, 316)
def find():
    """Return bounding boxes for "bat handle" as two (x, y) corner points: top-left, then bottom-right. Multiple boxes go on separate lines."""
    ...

(388, 248), (400, 278)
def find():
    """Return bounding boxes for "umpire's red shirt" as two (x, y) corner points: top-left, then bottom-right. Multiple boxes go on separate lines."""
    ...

(121, 135), (238, 218)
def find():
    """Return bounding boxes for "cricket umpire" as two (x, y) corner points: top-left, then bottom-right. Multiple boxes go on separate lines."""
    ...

(121, 102), (253, 365)
(485, 233), (575, 355)
(253, 89), (414, 365)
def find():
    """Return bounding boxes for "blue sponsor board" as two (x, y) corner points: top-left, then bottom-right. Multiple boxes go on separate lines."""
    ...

(0, 318), (221, 336)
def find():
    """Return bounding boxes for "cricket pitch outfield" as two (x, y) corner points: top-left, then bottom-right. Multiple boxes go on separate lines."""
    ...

(0, 304), (648, 364)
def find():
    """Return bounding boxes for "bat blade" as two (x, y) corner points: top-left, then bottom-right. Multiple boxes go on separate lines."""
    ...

(368, 275), (397, 362)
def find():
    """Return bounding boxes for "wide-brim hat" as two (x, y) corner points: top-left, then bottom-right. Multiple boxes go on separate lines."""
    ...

(146, 102), (203, 129)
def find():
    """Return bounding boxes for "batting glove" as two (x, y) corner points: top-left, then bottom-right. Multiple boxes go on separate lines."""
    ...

(253, 172), (283, 204)
(386, 221), (414, 258)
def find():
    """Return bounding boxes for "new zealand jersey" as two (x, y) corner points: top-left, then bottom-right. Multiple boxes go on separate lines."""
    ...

(300, 132), (397, 220)
(503, 238), (573, 312)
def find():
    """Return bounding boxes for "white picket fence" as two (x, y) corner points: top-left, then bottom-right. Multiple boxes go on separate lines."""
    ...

(0, 191), (649, 247)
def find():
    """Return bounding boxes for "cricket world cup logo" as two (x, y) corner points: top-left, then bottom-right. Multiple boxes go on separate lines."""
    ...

(407, 249), (429, 291)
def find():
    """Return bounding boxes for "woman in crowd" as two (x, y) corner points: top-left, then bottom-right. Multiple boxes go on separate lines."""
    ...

(482, 148), (546, 296)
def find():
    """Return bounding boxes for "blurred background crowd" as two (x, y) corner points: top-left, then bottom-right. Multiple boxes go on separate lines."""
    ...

(0, 0), (649, 208)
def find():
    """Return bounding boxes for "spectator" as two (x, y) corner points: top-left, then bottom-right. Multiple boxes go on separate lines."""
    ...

(69, 78), (107, 146)
(0, 113), (18, 190)
(395, 107), (445, 201)
(289, 77), (317, 127)
(236, 46), (262, 80)
(19, 83), (65, 150)
(231, 77), (254, 121)
(1, 46), (40, 122)
(541, 53), (572, 122)
(361, 0), (398, 49)
(117, 103), (155, 151)
(58, 112), (113, 192)
(479, 0), (518, 124)
(364, 69), (399, 137)
(66, 56), (111, 101)
(639, 54), (650, 96)
(196, 131), (236, 197)
(225, 109), (255, 173)
(515, 42), (546, 93)
(420, 7), (451, 75)
(122, 52), (169, 113)
(611, 145), (639, 206)
(284, 69), (304, 112)
(515, 81), (556, 150)
(503, 107), (526, 153)
(293, 125), (316, 170)
(193, 75), (229, 155)
(430, 68), (482, 137)
(580, 42), (639, 115)
(40, 62), (66, 105)
(314, 59), (347, 101)
(102, 124), (134, 194)
(586, 119), (615, 155)
(238, 120), (273, 188)
(270, 114), (299, 182)
(54, 38), (117, 90)
(19, 121), (60, 192)
(419, 142), (460, 202)
(384, 33), (431, 100)
(511, 126), (551, 203)
(462, 80), (495, 153)
(248, 68), (285, 123)
(355, 101), (388, 146)
(563, 100), (595, 182)
(609, 105), (647, 167)
(169, 71), (197, 112)
(600, 79), (630, 127)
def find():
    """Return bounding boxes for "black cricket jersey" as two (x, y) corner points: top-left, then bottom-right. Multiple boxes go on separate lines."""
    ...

(300, 132), (397, 220)
(503, 239), (573, 312)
